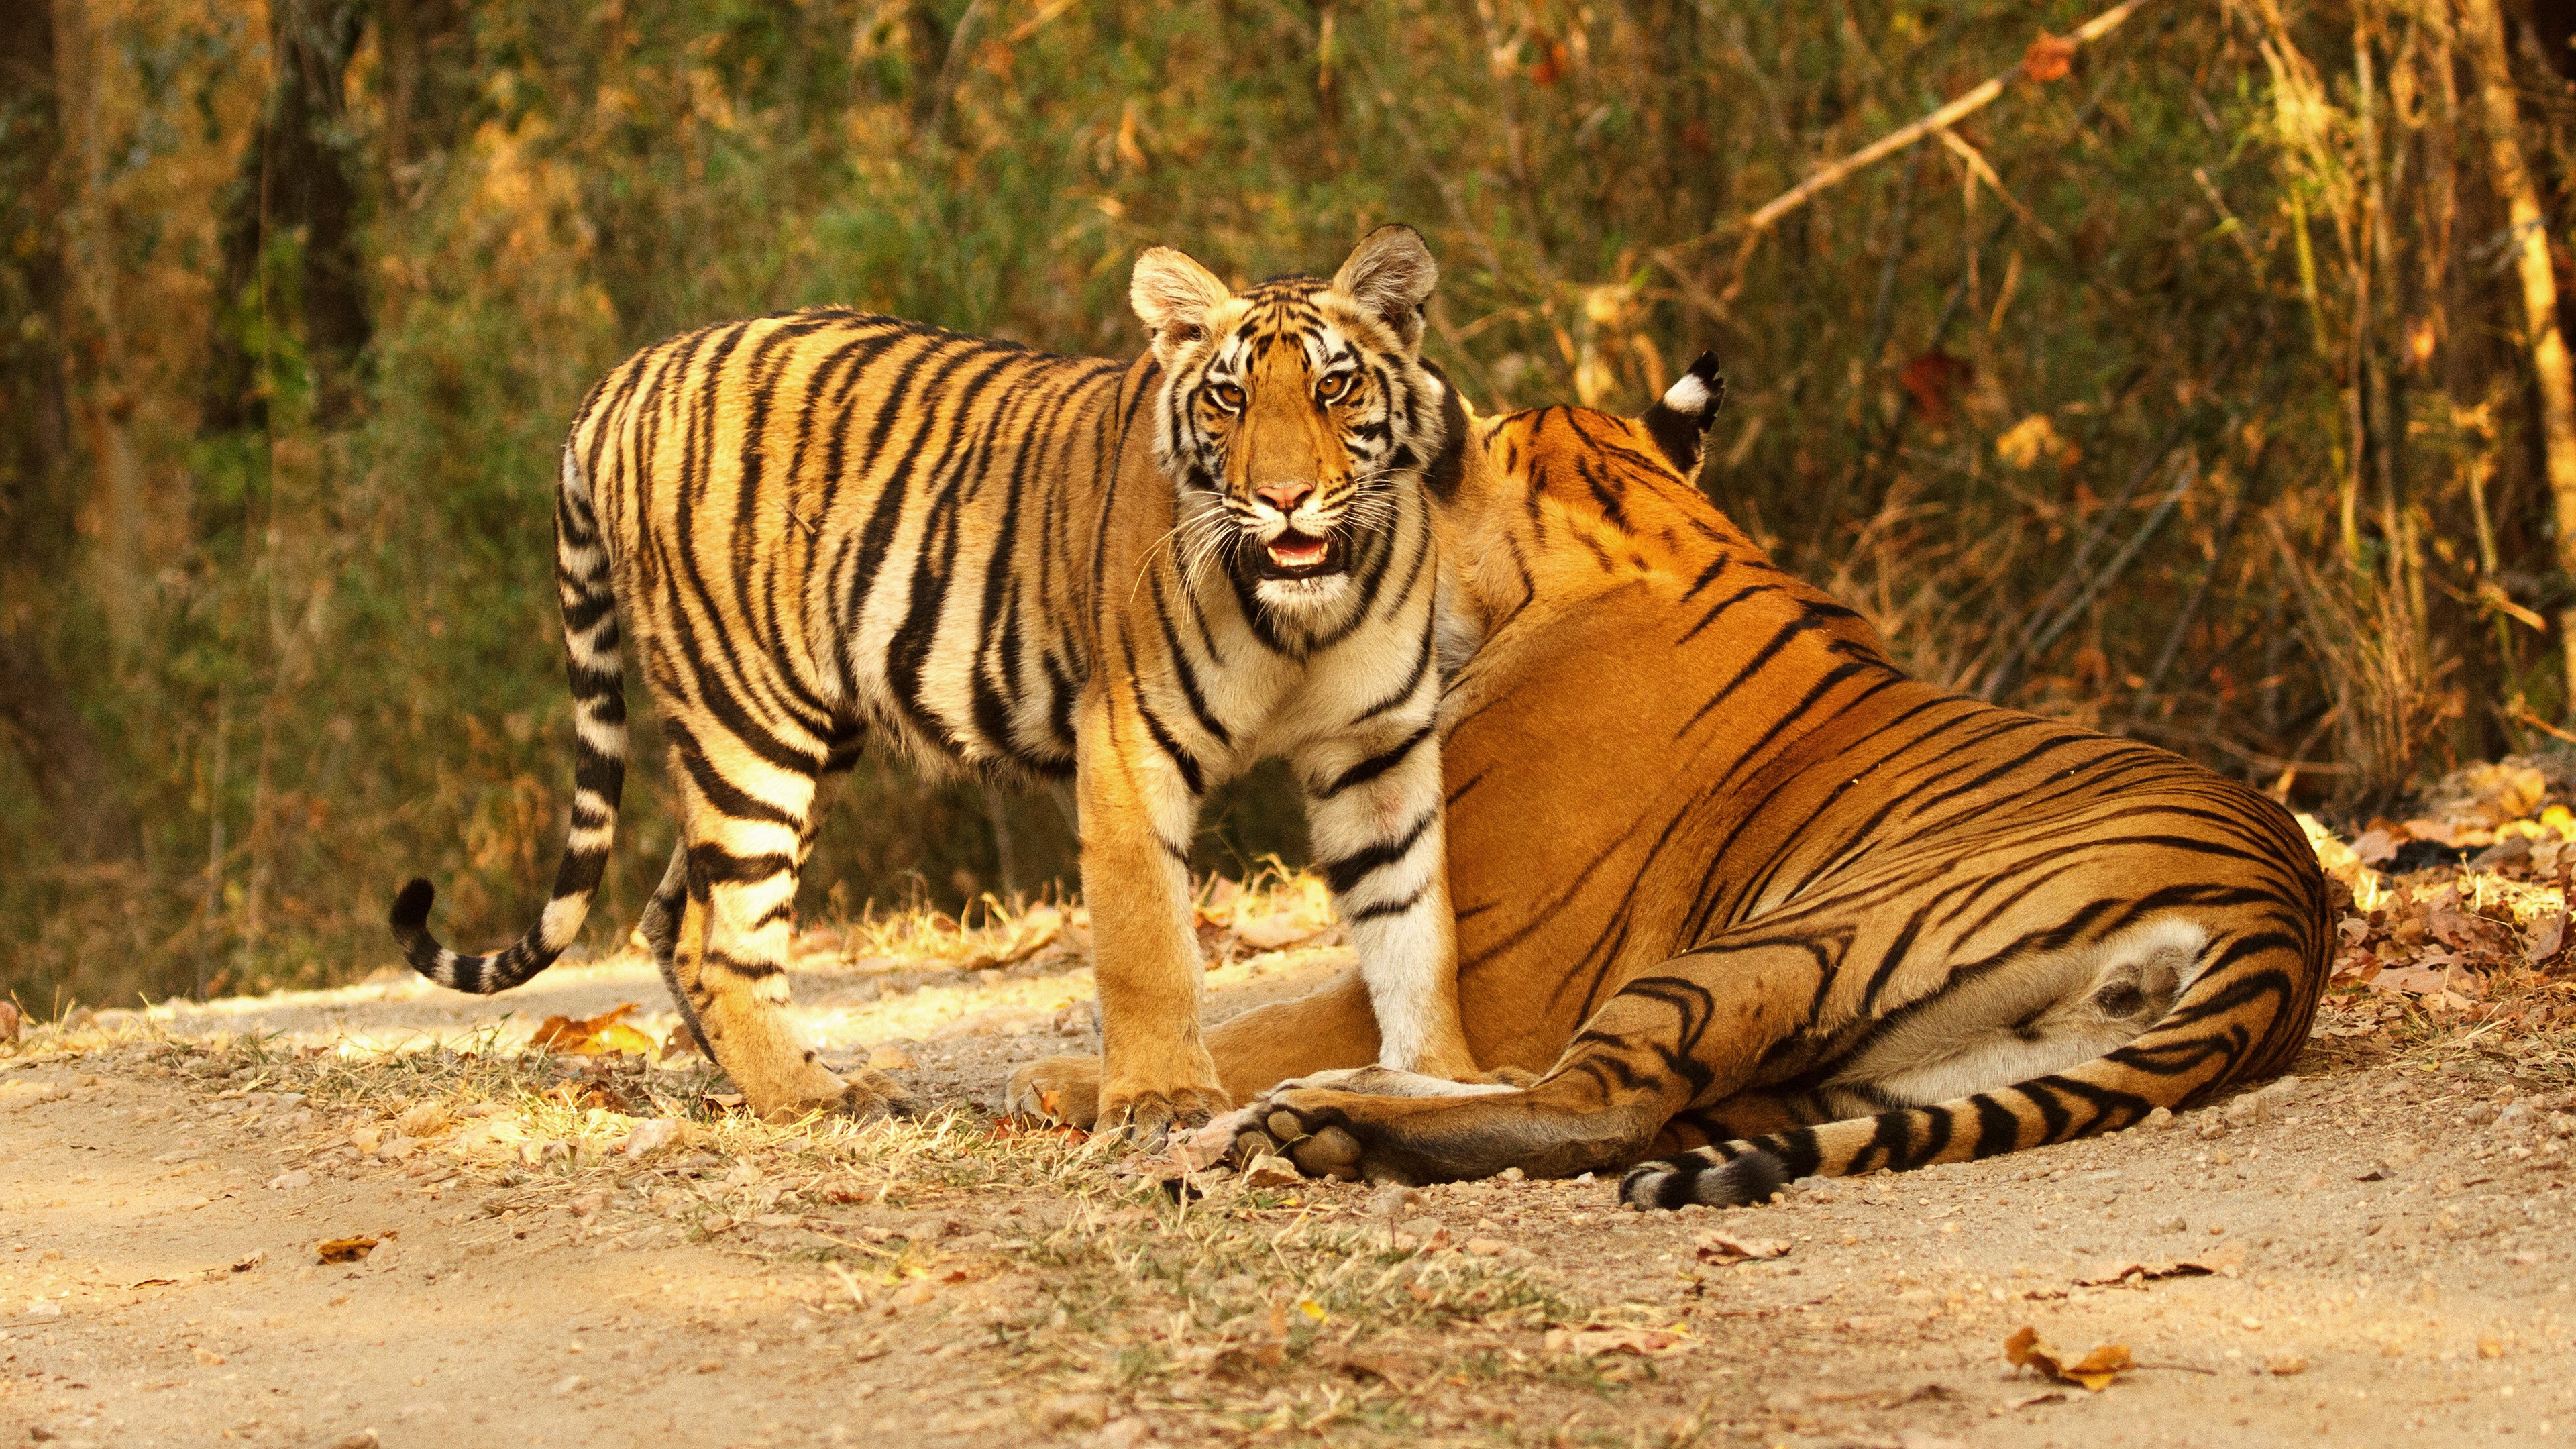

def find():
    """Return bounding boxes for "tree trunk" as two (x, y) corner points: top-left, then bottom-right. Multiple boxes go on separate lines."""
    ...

(2462, 0), (2576, 714)
(202, 0), (373, 433)
(0, 0), (140, 865)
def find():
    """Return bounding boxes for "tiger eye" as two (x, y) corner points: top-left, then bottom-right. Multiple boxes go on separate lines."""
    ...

(1316, 373), (1350, 402)
(1212, 382), (1244, 409)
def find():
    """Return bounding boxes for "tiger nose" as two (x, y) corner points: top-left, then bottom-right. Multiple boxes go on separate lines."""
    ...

(1255, 481), (1313, 514)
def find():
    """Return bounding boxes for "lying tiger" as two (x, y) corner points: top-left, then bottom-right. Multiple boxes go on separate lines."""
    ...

(1016, 355), (2332, 1205)
(391, 227), (1483, 1134)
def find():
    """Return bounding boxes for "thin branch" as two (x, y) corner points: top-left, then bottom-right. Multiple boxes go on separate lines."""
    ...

(1685, 0), (2161, 301)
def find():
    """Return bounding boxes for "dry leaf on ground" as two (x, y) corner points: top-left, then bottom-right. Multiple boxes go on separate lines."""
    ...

(2074, 1242), (2245, 1286)
(1240, 1152), (1303, 1189)
(2004, 1325), (2133, 1391)
(316, 1236), (379, 1264)
(1544, 1324), (1690, 1358)
(0, 1001), (19, 1046)
(529, 1003), (655, 1057)
(1695, 1228), (1791, 1264)
(962, 908), (1062, 969)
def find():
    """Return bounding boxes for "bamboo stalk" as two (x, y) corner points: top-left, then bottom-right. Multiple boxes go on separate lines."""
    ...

(2460, 0), (2576, 712)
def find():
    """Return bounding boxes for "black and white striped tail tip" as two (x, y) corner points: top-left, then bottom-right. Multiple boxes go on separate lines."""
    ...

(388, 877), (525, 996)
(1619, 1146), (1788, 1210)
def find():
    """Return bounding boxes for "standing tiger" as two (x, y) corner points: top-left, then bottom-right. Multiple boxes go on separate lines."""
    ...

(390, 227), (1485, 1134)
(1017, 354), (2331, 1201)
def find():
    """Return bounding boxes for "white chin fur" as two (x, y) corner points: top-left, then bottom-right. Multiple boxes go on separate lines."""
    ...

(1255, 574), (1353, 610)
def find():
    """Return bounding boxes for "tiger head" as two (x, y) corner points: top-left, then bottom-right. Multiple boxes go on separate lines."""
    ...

(1131, 225), (1453, 617)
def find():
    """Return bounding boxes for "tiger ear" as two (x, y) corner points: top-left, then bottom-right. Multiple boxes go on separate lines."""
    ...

(1638, 351), (1726, 477)
(1332, 224), (1438, 352)
(1131, 246), (1231, 365)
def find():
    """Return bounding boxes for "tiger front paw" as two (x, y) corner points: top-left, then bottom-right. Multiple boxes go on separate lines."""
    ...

(1096, 1080), (1230, 1149)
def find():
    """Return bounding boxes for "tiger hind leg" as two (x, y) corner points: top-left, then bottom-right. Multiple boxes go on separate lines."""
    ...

(643, 729), (915, 1123)
(659, 721), (910, 1124)
(1620, 918), (2316, 1208)
(1216, 936), (1841, 1185)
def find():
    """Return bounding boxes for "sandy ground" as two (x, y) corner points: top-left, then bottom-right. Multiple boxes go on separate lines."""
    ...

(7, 941), (2576, 1448)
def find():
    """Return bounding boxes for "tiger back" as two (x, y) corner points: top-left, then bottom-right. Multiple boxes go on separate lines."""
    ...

(390, 227), (1483, 1133)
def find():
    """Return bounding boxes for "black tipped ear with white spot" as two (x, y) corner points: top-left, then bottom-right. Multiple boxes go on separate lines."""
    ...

(1132, 246), (1232, 366)
(1331, 224), (1438, 352)
(1638, 350), (1726, 476)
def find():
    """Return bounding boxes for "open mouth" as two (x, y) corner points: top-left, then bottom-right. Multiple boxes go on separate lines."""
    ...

(1258, 529), (1350, 580)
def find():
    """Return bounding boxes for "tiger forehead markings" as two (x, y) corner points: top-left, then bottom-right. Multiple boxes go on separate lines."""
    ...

(388, 225), (1483, 1137)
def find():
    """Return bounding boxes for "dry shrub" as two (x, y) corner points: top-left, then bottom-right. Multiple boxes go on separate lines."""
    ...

(2268, 516), (2461, 806)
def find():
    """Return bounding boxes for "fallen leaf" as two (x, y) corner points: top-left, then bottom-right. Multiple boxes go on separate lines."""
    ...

(1694, 1228), (1792, 1264)
(529, 1003), (654, 1057)
(1544, 1324), (1690, 1357)
(1234, 911), (1322, 952)
(2528, 912), (2568, 965)
(0, 1000), (19, 1045)
(2021, 32), (2077, 83)
(396, 1102), (450, 1138)
(1242, 1152), (1304, 1189)
(316, 1236), (379, 1265)
(2000, 1389), (2069, 1410)
(2004, 1325), (2132, 1391)
(961, 907), (1062, 969)
(618, 1118), (680, 1158)
(2074, 1242), (2244, 1286)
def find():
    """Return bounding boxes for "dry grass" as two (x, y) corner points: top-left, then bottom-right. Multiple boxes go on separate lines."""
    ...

(1, 969), (1630, 1444)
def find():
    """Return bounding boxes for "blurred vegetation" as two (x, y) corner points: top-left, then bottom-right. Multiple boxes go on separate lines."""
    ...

(5, 0), (2576, 1010)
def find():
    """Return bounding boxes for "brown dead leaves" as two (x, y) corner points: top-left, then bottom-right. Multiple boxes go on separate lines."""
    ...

(529, 1003), (658, 1057)
(959, 906), (1062, 970)
(2073, 1242), (2243, 1287)
(2004, 1325), (2132, 1391)
(1194, 874), (1337, 961)
(315, 1236), (379, 1264)
(2307, 759), (2576, 1025)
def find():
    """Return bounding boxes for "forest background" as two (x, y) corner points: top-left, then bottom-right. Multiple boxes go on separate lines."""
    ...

(5, 0), (2575, 1012)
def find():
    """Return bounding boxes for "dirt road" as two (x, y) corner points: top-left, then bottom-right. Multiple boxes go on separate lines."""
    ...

(6, 939), (2575, 1448)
